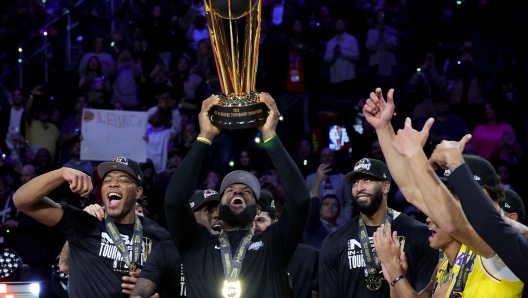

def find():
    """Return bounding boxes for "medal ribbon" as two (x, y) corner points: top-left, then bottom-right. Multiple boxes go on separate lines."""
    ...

(451, 246), (476, 297)
(219, 229), (255, 282)
(358, 209), (393, 276)
(104, 213), (143, 271)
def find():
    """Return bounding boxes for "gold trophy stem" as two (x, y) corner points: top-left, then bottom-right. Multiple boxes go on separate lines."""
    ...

(227, 0), (239, 96)
(206, 0), (229, 93)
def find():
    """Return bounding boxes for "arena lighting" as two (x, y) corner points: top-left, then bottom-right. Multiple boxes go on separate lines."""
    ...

(0, 249), (21, 280)
(229, 161), (235, 167)
(254, 137), (261, 144)
(43, 31), (48, 36)
(279, 116), (284, 121)
(303, 160), (308, 166)
(18, 48), (22, 52)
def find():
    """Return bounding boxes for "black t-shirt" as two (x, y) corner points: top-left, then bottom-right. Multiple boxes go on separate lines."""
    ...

(139, 240), (185, 298)
(53, 204), (172, 298)
(320, 212), (438, 298)
(181, 222), (296, 298)
(288, 244), (319, 298)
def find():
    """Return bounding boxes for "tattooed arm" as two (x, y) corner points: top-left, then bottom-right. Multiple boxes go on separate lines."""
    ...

(59, 241), (70, 274)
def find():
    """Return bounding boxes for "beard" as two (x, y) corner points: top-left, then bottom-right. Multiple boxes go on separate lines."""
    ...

(218, 204), (258, 229)
(354, 185), (384, 216)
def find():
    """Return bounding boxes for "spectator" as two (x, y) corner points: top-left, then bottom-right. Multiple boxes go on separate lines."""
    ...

(420, 92), (469, 146)
(0, 175), (17, 249)
(202, 170), (221, 191)
(192, 39), (214, 78)
(110, 48), (142, 109)
(145, 111), (179, 174)
(62, 136), (94, 176)
(24, 96), (60, 160)
(306, 148), (353, 226)
(324, 19), (359, 99)
(173, 56), (202, 111)
(309, 6), (335, 42)
(295, 139), (317, 178)
(233, 150), (253, 172)
(1, 88), (26, 155)
(78, 36), (115, 77)
(366, 9), (398, 92)
(79, 56), (111, 108)
(34, 148), (55, 175)
(472, 102), (516, 160)
(144, 5), (173, 68)
(186, 15), (209, 51)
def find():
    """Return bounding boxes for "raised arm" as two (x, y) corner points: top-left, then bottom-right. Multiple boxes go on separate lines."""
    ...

(363, 88), (429, 215)
(13, 167), (93, 227)
(391, 119), (494, 258)
(430, 140), (528, 283)
(164, 96), (221, 253)
(260, 93), (311, 260)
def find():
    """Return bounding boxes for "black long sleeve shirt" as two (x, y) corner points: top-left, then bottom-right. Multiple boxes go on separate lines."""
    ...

(448, 163), (528, 283)
(164, 136), (311, 297)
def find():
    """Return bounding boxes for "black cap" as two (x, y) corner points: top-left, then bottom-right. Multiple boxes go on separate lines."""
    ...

(501, 189), (526, 221)
(190, 189), (220, 212)
(97, 157), (143, 186)
(441, 154), (499, 187)
(219, 170), (261, 199)
(258, 191), (275, 213)
(344, 158), (391, 184)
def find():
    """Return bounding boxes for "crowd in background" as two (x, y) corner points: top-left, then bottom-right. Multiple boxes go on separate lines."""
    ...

(1, 0), (528, 296)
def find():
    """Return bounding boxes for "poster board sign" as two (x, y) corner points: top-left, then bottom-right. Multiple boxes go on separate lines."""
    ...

(81, 109), (148, 162)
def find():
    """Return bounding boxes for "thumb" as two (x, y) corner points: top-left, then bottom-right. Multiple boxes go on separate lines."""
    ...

(421, 118), (434, 135)
(404, 117), (412, 127)
(387, 88), (395, 106)
(460, 134), (472, 145)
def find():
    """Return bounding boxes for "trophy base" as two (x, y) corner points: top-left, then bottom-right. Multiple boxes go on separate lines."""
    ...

(211, 93), (269, 129)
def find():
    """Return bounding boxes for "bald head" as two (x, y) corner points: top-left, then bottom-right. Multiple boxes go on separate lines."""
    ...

(20, 164), (37, 185)
(320, 148), (335, 166)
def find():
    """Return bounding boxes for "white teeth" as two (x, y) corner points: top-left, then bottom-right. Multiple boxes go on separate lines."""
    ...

(109, 192), (122, 198)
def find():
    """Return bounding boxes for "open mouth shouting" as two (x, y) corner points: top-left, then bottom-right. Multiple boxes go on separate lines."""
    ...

(428, 225), (437, 242)
(229, 196), (246, 209)
(211, 221), (223, 235)
(107, 192), (123, 208)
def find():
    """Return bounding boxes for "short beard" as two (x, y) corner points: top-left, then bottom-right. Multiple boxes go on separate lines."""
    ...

(355, 185), (384, 216)
(219, 204), (258, 229)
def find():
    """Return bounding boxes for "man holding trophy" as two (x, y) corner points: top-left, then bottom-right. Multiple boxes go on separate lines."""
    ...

(164, 0), (311, 296)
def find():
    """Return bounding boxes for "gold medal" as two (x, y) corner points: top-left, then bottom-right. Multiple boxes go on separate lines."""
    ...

(222, 280), (241, 298)
(451, 293), (463, 298)
(129, 262), (137, 273)
(366, 274), (382, 291)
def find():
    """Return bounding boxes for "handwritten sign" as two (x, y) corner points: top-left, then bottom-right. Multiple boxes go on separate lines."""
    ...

(81, 109), (148, 162)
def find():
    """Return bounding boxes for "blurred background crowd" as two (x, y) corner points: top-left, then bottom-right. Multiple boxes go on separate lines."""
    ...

(1, 0), (528, 296)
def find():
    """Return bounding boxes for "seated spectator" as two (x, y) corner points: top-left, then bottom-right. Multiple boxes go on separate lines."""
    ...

(79, 56), (111, 108)
(472, 102), (516, 160)
(78, 36), (115, 77)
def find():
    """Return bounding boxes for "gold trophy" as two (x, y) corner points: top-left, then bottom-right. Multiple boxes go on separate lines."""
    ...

(204, 0), (269, 129)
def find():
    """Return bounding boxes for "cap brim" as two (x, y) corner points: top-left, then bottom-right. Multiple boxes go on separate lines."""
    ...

(193, 194), (220, 212)
(97, 162), (139, 184)
(344, 170), (387, 184)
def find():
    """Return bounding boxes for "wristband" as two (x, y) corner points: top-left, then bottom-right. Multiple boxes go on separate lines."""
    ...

(197, 136), (212, 145)
(391, 275), (406, 287)
(264, 135), (275, 143)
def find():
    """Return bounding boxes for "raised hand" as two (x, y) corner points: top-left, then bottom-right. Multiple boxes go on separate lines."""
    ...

(198, 95), (222, 141)
(428, 134), (472, 171)
(391, 117), (434, 158)
(62, 168), (93, 198)
(363, 88), (395, 130)
(258, 92), (280, 140)
(315, 164), (332, 184)
(83, 204), (105, 221)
